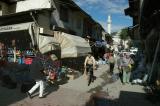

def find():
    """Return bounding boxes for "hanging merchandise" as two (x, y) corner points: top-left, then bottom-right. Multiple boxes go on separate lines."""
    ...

(7, 48), (14, 63)
(24, 58), (33, 65)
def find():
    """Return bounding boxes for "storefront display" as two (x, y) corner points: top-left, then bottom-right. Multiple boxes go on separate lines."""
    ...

(0, 33), (36, 65)
(7, 48), (35, 64)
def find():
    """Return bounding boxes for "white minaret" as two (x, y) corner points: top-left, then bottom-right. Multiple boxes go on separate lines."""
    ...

(107, 15), (112, 34)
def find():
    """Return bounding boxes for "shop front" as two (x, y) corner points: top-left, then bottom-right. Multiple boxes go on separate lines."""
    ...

(0, 21), (63, 86)
(0, 9), (67, 88)
(0, 22), (38, 87)
(0, 22), (37, 64)
(0, 21), (62, 62)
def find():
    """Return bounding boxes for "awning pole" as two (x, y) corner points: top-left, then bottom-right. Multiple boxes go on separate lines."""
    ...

(30, 11), (40, 49)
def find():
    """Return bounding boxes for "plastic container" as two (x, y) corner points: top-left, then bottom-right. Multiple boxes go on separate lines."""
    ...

(24, 58), (33, 65)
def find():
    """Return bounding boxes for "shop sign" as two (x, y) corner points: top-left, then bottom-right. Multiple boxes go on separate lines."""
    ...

(0, 22), (33, 33)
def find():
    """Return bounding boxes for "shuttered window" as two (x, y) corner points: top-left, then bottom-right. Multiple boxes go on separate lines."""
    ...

(0, 5), (2, 16)
(60, 6), (69, 22)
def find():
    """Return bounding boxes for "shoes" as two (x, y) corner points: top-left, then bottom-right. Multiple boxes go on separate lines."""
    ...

(39, 96), (45, 98)
(26, 92), (32, 99)
(127, 82), (130, 84)
(93, 76), (96, 80)
(91, 79), (94, 82)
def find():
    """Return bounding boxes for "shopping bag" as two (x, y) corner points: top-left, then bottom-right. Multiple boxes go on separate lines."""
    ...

(128, 64), (132, 69)
(83, 68), (88, 80)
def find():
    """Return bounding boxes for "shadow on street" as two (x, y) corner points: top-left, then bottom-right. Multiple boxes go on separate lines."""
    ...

(88, 71), (119, 93)
(0, 78), (70, 106)
(85, 91), (160, 106)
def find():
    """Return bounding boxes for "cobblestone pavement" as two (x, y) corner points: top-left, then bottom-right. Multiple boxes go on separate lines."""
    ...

(0, 64), (159, 106)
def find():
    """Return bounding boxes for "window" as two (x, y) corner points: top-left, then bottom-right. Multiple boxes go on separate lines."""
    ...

(60, 6), (69, 22)
(0, 5), (2, 16)
(76, 19), (81, 29)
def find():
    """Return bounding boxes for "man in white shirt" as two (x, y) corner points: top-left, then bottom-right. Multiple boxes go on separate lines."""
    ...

(84, 52), (96, 86)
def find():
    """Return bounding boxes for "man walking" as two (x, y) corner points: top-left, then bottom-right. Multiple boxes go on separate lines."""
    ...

(108, 53), (115, 75)
(84, 52), (96, 86)
(117, 53), (123, 83)
(26, 50), (46, 98)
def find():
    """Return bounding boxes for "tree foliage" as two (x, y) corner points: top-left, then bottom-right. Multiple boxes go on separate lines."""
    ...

(105, 35), (113, 44)
(119, 28), (129, 40)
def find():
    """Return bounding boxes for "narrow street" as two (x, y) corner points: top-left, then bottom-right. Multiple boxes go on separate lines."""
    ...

(0, 64), (158, 106)
(1, 0), (160, 106)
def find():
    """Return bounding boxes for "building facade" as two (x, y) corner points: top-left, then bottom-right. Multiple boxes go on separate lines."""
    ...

(0, 0), (104, 40)
(125, 0), (160, 84)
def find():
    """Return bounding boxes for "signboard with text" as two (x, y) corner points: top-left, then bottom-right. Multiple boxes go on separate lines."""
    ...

(0, 22), (33, 33)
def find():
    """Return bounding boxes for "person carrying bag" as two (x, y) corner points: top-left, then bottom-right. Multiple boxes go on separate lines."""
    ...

(84, 52), (96, 86)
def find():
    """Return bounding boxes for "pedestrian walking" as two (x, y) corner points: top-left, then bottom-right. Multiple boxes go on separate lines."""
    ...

(117, 53), (123, 83)
(122, 54), (134, 84)
(103, 52), (108, 64)
(84, 52), (96, 86)
(26, 50), (47, 98)
(108, 53), (115, 75)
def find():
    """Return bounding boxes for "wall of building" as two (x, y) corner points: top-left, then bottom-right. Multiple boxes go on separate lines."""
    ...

(16, 0), (51, 12)
(83, 19), (93, 37)
(37, 11), (51, 29)
(51, 1), (85, 37)
(0, 0), (104, 39)
(92, 26), (98, 40)
(0, 1), (8, 15)
(72, 12), (84, 36)
(0, 1), (16, 15)
(92, 24), (104, 40)
(0, 2), (9, 15)
(51, 2), (72, 31)
(0, 3), (2, 16)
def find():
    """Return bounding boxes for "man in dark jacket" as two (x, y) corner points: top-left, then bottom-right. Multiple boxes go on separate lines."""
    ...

(26, 51), (46, 98)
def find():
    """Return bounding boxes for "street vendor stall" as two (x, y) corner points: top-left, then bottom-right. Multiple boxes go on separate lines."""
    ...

(0, 22), (36, 64)
(0, 22), (63, 87)
(52, 31), (91, 72)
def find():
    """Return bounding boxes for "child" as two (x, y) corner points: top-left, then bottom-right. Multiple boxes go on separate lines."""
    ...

(43, 70), (56, 84)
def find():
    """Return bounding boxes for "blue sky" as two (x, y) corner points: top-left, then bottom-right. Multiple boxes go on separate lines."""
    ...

(75, 0), (132, 32)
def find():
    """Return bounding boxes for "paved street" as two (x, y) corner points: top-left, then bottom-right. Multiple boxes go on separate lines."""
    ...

(0, 64), (159, 106)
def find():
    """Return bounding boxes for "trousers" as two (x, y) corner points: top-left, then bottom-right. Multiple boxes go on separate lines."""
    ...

(28, 80), (44, 97)
(110, 63), (115, 74)
(86, 64), (94, 86)
(123, 71), (131, 83)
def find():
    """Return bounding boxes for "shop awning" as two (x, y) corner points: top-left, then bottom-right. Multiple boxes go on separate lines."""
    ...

(53, 31), (91, 58)
(38, 35), (60, 54)
(0, 22), (34, 33)
(0, 22), (37, 46)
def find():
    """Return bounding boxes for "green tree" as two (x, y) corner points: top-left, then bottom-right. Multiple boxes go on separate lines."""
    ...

(105, 34), (113, 44)
(119, 28), (129, 40)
